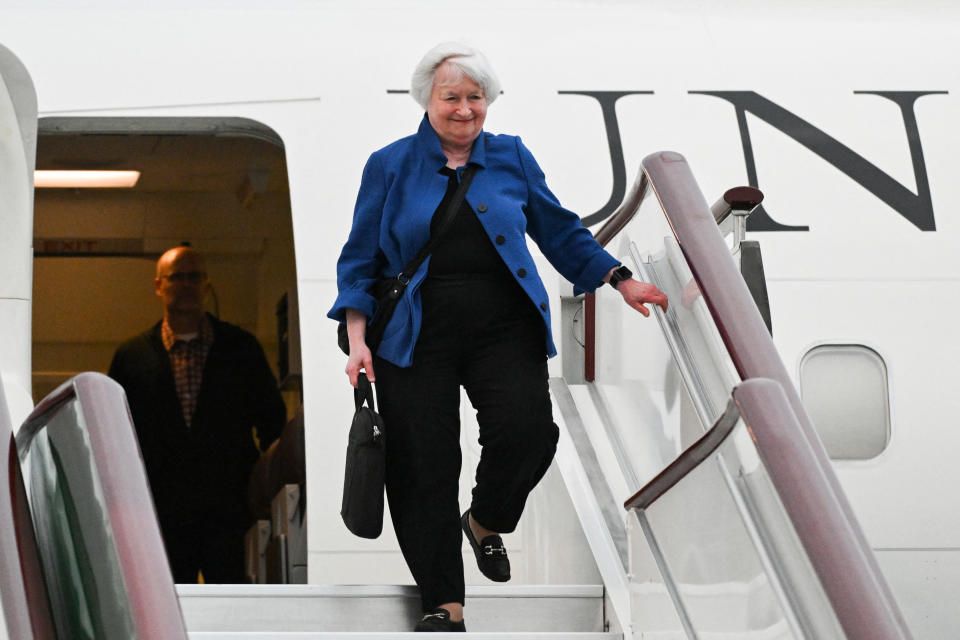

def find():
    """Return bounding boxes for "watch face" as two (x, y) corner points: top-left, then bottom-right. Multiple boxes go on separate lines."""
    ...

(610, 265), (632, 288)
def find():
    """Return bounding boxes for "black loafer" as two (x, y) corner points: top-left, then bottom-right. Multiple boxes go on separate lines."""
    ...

(414, 607), (466, 632)
(461, 509), (510, 582)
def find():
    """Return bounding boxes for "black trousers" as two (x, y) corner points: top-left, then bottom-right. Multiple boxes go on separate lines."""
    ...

(375, 275), (559, 612)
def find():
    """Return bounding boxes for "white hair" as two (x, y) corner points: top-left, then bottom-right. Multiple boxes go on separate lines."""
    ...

(410, 41), (501, 110)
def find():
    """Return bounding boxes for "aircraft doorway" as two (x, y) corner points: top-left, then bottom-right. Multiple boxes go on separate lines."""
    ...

(32, 117), (304, 584)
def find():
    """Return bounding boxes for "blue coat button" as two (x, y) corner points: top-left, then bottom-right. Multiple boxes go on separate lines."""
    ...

(477, 203), (488, 213)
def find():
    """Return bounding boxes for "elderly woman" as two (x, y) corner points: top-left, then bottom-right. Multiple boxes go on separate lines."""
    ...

(329, 42), (667, 632)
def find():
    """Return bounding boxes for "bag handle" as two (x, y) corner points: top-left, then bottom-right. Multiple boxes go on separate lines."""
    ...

(354, 372), (376, 411)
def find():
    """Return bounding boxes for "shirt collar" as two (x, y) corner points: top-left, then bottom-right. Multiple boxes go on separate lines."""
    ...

(415, 113), (487, 171)
(161, 314), (213, 352)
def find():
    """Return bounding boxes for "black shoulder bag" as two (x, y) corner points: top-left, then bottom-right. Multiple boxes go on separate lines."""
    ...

(338, 164), (477, 355)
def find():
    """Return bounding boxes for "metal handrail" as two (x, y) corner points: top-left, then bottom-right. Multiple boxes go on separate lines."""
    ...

(17, 373), (188, 640)
(710, 186), (764, 225)
(625, 380), (814, 639)
(0, 380), (56, 639)
(624, 396), (740, 511)
(600, 150), (911, 639)
(594, 170), (649, 248)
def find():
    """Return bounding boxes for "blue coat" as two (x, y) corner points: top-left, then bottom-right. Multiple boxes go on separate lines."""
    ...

(328, 115), (619, 367)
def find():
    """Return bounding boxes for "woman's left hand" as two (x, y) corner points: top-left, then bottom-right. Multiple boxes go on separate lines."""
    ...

(344, 308), (375, 386)
(617, 279), (668, 316)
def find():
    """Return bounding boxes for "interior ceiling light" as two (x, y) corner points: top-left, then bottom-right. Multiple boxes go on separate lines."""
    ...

(34, 170), (141, 188)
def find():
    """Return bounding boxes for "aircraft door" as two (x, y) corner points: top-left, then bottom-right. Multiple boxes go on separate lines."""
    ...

(0, 43), (37, 419)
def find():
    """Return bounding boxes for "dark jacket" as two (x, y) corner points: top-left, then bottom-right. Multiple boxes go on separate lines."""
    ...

(108, 314), (286, 530)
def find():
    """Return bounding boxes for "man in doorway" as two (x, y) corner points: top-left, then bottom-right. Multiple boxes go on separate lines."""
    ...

(109, 245), (286, 583)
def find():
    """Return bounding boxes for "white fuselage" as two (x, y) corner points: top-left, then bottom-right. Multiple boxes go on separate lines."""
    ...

(0, 0), (957, 635)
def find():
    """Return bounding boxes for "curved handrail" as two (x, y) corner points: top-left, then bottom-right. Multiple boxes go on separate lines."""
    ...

(17, 373), (188, 640)
(592, 164), (763, 246)
(710, 186), (764, 225)
(594, 169), (649, 248)
(585, 167), (648, 382)
(624, 394), (740, 511)
(606, 150), (911, 640)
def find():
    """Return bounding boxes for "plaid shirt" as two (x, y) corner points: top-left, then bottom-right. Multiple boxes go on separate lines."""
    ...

(161, 315), (213, 429)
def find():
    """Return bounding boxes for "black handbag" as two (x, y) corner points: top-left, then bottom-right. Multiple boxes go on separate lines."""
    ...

(338, 164), (477, 355)
(341, 372), (386, 538)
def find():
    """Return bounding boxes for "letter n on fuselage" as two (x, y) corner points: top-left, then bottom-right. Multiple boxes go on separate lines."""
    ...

(692, 90), (946, 232)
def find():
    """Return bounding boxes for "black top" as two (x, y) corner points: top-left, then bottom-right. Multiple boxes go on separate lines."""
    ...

(428, 167), (513, 280)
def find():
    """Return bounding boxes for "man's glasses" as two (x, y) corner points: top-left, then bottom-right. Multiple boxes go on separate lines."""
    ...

(161, 271), (207, 284)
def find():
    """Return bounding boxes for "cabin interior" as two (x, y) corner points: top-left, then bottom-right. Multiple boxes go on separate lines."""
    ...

(31, 118), (302, 412)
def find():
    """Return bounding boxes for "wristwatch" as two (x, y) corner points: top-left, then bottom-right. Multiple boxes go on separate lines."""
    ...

(608, 265), (633, 290)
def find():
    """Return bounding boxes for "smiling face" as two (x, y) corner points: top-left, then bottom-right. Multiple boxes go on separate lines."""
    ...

(426, 60), (487, 152)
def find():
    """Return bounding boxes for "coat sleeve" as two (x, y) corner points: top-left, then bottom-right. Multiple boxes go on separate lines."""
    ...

(243, 334), (287, 452)
(327, 153), (389, 322)
(107, 339), (142, 405)
(515, 137), (619, 295)
(107, 346), (126, 386)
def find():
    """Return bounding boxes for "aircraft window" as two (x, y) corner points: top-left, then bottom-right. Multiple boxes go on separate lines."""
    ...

(799, 345), (890, 460)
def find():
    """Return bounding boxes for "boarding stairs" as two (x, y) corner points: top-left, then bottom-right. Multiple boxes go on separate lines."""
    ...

(178, 584), (617, 639)
(184, 481), (619, 638)
(0, 152), (913, 640)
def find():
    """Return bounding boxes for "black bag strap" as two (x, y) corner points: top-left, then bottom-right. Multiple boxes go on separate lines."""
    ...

(357, 164), (477, 356)
(397, 164), (477, 285)
(354, 372), (375, 411)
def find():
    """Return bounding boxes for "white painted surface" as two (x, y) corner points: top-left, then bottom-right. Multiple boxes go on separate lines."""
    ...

(770, 279), (960, 549)
(0, 372), (33, 433)
(0, 301), (32, 409)
(177, 583), (604, 633)
(0, 1), (955, 636)
(0, 60), (33, 398)
(875, 549), (960, 640)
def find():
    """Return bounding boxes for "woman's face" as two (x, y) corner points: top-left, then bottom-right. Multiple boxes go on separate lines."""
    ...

(426, 62), (487, 150)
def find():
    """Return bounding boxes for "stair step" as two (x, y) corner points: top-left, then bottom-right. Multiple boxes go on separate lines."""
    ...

(188, 634), (622, 639)
(178, 584), (606, 633)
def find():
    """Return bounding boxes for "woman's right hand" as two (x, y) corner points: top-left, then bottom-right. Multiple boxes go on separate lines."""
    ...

(344, 309), (375, 386)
